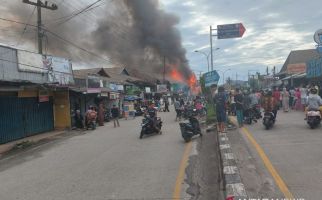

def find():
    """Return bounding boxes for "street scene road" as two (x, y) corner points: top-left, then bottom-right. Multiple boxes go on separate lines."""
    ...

(0, 109), (221, 200)
(2, 1), (322, 200)
(228, 109), (322, 200)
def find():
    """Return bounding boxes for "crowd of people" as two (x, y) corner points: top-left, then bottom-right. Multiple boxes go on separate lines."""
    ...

(173, 96), (206, 121)
(213, 84), (322, 132)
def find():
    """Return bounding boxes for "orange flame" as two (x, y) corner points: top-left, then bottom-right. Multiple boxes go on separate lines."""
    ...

(170, 68), (184, 83)
(168, 64), (201, 95)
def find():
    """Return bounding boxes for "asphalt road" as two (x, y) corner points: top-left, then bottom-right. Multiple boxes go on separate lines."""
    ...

(0, 109), (222, 200)
(229, 109), (322, 200)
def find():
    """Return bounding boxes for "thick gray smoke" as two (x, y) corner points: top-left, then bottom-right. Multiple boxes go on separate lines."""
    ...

(2, 0), (192, 81)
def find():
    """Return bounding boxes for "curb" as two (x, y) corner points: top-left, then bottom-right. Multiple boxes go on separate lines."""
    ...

(218, 130), (248, 200)
(0, 130), (66, 156)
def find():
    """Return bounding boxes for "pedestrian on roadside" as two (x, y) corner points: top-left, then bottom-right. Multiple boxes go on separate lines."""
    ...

(273, 87), (281, 110)
(282, 87), (290, 112)
(289, 87), (295, 109)
(111, 104), (120, 128)
(74, 110), (84, 129)
(174, 99), (181, 121)
(214, 86), (228, 133)
(98, 102), (104, 126)
(235, 88), (244, 128)
(300, 85), (307, 112)
(164, 99), (170, 112)
(294, 88), (302, 110)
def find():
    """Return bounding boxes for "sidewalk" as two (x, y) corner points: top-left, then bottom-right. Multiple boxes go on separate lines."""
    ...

(0, 130), (66, 156)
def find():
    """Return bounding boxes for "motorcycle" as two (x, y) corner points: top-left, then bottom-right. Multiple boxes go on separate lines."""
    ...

(179, 109), (202, 142)
(140, 115), (162, 139)
(86, 111), (97, 130)
(307, 110), (321, 129)
(253, 105), (262, 119)
(104, 109), (111, 122)
(263, 111), (275, 130)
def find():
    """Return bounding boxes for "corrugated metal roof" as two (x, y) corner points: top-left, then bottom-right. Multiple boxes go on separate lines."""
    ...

(280, 49), (321, 73)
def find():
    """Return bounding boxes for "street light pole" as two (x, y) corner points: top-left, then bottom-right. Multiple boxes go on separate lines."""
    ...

(194, 50), (209, 72)
(195, 48), (219, 72)
(223, 69), (231, 85)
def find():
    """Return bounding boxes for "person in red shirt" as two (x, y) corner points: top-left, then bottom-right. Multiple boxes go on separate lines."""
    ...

(272, 87), (281, 110)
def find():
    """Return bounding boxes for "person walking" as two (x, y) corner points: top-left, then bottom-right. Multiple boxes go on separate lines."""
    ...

(289, 87), (295, 110)
(235, 88), (244, 127)
(174, 99), (181, 121)
(282, 87), (290, 112)
(111, 105), (120, 128)
(164, 99), (170, 112)
(74, 110), (84, 129)
(300, 85), (307, 111)
(214, 86), (227, 133)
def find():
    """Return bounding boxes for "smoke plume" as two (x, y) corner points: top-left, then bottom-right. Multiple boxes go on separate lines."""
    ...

(1, 0), (192, 81)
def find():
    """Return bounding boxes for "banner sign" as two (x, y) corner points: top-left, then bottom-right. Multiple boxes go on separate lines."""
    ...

(157, 84), (168, 93)
(17, 50), (45, 73)
(39, 90), (49, 102)
(307, 57), (322, 78)
(44, 55), (74, 85)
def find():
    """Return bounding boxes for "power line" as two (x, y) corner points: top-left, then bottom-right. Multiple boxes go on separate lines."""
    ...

(53, 0), (103, 27)
(16, 6), (36, 47)
(0, 17), (123, 67)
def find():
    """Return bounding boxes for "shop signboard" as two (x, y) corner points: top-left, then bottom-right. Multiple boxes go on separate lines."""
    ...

(116, 85), (124, 91)
(145, 87), (151, 93)
(307, 57), (322, 78)
(109, 83), (118, 91)
(43, 55), (74, 85)
(157, 84), (168, 93)
(286, 63), (306, 74)
(39, 90), (49, 102)
(17, 50), (45, 73)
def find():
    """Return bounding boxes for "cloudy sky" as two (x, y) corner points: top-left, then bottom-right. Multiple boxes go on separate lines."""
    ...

(161, 0), (321, 81)
(0, 0), (321, 82)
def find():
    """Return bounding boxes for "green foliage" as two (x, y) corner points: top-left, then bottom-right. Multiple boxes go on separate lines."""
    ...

(206, 102), (216, 124)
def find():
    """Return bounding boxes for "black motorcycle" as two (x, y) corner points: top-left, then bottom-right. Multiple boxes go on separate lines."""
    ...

(139, 115), (162, 139)
(104, 109), (111, 122)
(263, 111), (275, 130)
(307, 110), (321, 129)
(179, 109), (202, 142)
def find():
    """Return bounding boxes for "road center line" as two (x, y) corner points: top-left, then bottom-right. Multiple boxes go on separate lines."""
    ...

(172, 141), (192, 200)
(229, 116), (294, 199)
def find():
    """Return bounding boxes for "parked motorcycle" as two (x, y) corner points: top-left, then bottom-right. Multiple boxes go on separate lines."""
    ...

(307, 110), (321, 129)
(139, 115), (162, 139)
(179, 109), (202, 142)
(263, 111), (275, 130)
(104, 109), (111, 122)
(86, 110), (97, 130)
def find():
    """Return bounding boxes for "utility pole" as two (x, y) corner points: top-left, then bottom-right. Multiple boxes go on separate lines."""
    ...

(210, 26), (213, 71)
(209, 26), (218, 71)
(22, 0), (58, 54)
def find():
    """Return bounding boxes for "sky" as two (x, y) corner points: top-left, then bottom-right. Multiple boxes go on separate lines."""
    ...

(0, 0), (321, 82)
(160, 0), (322, 81)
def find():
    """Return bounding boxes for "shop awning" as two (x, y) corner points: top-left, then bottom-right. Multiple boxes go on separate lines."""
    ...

(281, 73), (306, 80)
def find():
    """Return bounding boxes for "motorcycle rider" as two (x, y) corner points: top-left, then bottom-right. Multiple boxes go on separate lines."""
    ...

(85, 106), (97, 128)
(261, 90), (277, 120)
(305, 87), (322, 119)
(146, 103), (160, 133)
